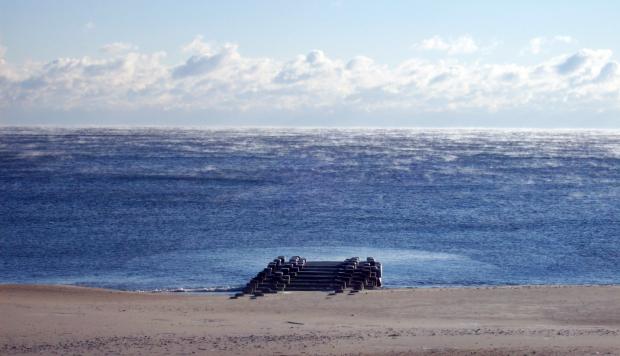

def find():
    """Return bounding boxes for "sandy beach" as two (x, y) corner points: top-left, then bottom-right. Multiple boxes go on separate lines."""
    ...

(1, 285), (619, 355)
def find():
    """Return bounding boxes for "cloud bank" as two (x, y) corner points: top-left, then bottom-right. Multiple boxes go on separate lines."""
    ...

(1, 36), (619, 125)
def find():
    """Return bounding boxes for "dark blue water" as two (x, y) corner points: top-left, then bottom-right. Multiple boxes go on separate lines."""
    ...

(1, 127), (619, 291)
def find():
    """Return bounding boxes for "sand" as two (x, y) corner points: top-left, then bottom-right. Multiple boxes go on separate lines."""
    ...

(1, 284), (619, 355)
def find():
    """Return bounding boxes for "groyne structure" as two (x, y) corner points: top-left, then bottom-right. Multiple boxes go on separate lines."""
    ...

(240, 256), (382, 296)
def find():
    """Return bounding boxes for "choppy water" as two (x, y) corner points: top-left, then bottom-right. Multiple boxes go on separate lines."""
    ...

(1, 127), (619, 292)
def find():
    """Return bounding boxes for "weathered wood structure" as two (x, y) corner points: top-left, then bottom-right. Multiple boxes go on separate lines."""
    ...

(239, 256), (382, 296)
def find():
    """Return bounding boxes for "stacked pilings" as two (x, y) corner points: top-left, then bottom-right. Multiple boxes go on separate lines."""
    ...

(240, 256), (382, 296)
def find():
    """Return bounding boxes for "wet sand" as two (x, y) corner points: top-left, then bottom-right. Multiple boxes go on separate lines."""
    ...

(1, 284), (619, 355)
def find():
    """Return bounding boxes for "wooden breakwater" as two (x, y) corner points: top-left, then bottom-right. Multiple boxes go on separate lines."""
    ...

(239, 256), (382, 296)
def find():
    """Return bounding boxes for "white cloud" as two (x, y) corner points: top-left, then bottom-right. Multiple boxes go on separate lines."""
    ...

(181, 35), (213, 55)
(0, 42), (19, 82)
(1, 36), (619, 117)
(415, 35), (479, 55)
(529, 37), (545, 55)
(100, 42), (138, 54)
(525, 35), (575, 55)
(84, 21), (95, 31)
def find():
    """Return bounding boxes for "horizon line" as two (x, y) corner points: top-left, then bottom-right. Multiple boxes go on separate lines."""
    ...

(1, 124), (620, 131)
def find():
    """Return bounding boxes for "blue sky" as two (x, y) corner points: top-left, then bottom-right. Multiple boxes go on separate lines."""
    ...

(1, 0), (619, 127)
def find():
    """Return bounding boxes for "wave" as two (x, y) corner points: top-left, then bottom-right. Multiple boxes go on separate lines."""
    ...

(146, 286), (243, 293)
(101, 173), (268, 184)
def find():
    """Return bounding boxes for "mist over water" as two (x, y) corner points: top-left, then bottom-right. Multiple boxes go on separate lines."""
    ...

(1, 127), (619, 291)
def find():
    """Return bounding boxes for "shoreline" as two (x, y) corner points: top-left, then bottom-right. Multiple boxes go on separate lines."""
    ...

(5, 282), (620, 294)
(2, 284), (620, 355)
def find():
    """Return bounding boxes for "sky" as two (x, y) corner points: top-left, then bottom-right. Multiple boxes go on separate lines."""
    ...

(0, 0), (619, 127)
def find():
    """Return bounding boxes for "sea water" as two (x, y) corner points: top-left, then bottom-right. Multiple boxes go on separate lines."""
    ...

(1, 127), (619, 292)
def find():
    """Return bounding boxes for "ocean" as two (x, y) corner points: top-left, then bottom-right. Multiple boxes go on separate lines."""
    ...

(1, 127), (619, 292)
